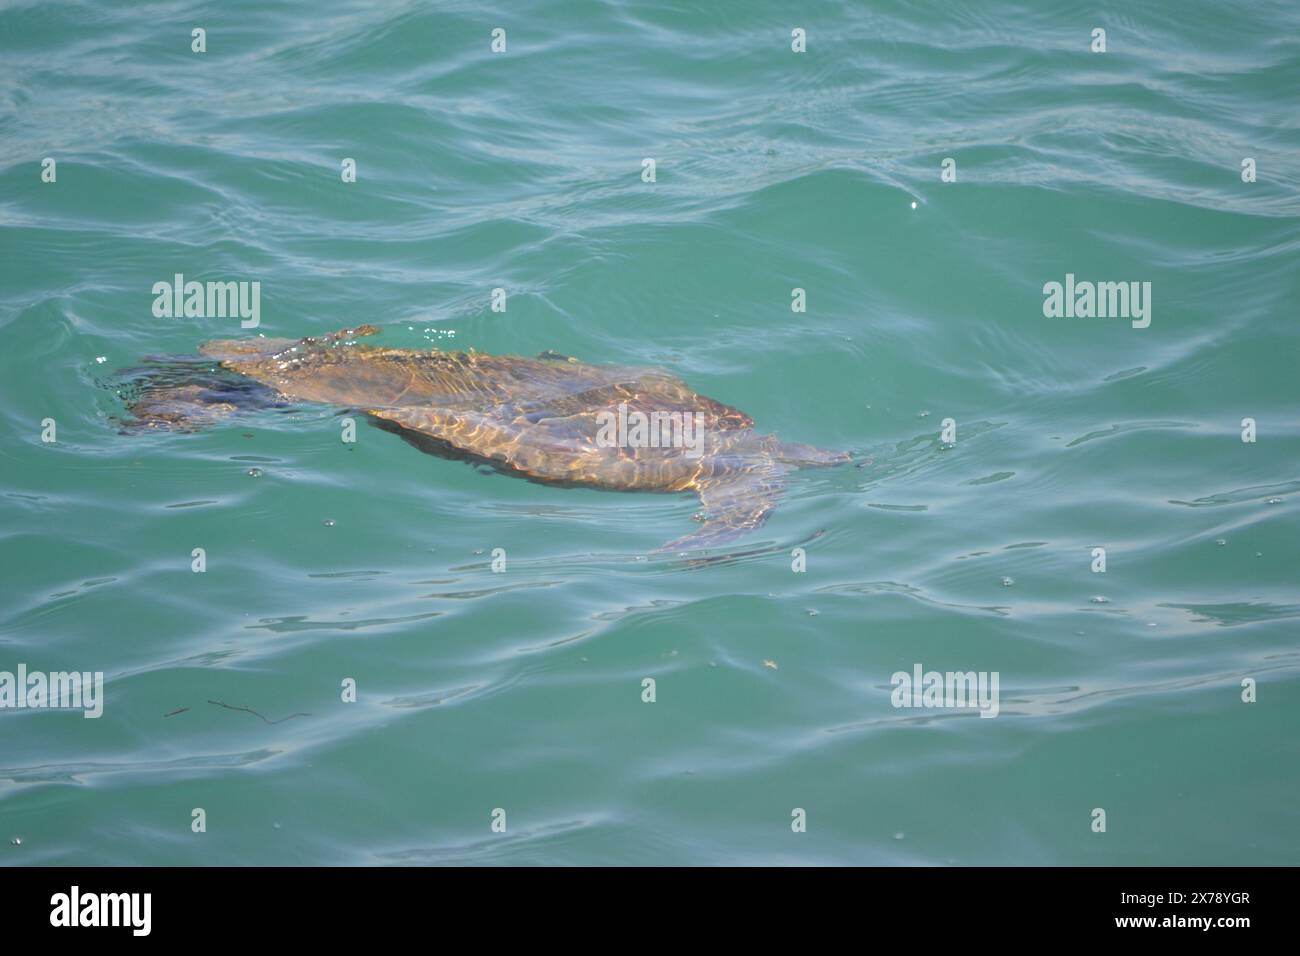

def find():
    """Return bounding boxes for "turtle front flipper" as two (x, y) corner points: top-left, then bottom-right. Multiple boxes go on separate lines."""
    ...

(367, 404), (607, 482)
(656, 466), (786, 554)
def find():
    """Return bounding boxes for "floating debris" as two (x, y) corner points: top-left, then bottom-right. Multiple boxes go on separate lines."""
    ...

(208, 700), (309, 725)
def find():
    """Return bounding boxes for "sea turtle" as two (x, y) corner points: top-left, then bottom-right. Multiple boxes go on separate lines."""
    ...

(118, 326), (848, 552)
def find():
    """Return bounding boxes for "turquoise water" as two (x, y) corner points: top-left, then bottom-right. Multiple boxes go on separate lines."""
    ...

(2, 0), (1298, 865)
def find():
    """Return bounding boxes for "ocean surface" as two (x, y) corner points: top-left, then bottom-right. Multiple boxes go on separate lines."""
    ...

(2, 0), (1298, 866)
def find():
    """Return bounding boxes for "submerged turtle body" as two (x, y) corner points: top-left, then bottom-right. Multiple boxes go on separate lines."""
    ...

(122, 326), (847, 551)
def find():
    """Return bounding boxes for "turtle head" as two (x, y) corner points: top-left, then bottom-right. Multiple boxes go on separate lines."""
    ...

(774, 441), (851, 467)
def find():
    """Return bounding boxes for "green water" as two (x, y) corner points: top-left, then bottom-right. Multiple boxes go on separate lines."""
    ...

(2, 0), (1298, 866)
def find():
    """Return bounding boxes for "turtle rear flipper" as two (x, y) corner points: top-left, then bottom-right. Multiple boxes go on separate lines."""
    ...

(656, 467), (786, 553)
